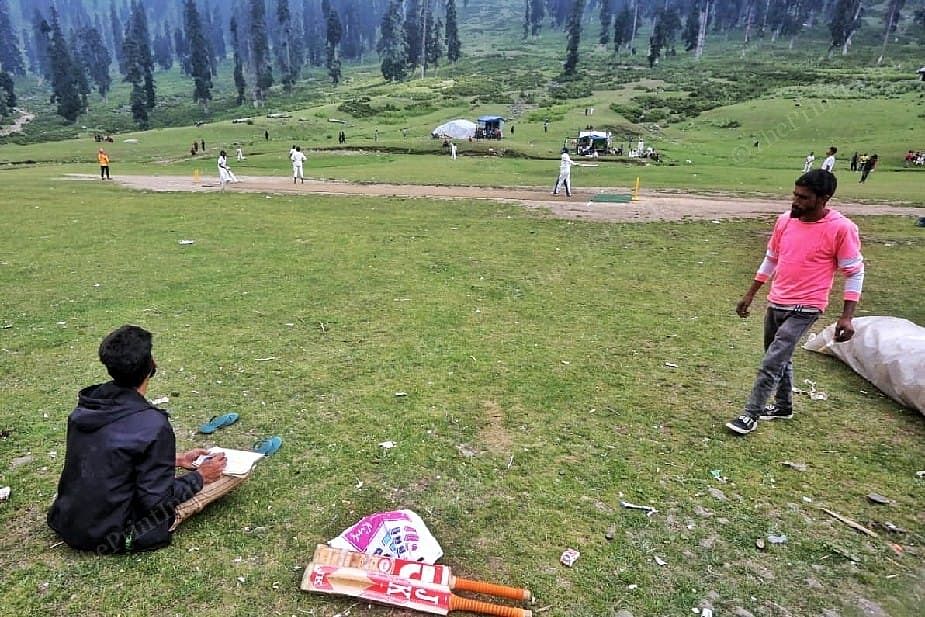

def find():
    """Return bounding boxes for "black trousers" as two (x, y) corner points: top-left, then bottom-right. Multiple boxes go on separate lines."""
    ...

(100, 165), (110, 179)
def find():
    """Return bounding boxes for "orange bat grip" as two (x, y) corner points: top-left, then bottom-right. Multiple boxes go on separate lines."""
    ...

(452, 577), (533, 602)
(449, 595), (532, 617)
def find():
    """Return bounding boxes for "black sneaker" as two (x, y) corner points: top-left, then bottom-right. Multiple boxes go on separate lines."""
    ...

(726, 413), (758, 435)
(759, 404), (793, 421)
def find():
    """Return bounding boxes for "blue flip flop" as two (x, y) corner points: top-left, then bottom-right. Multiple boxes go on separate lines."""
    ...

(198, 412), (240, 434)
(253, 435), (282, 456)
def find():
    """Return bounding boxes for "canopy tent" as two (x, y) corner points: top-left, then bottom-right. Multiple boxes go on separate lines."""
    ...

(576, 131), (612, 154)
(431, 119), (477, 140)
(476, 115), (504, 140)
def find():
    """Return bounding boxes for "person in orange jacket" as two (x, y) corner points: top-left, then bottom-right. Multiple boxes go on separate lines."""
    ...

(98, 148), (111, 180)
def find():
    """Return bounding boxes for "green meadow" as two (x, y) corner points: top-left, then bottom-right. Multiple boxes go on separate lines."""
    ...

(2, 4), (925, 617)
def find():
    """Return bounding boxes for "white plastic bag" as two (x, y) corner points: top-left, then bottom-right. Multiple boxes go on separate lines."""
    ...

(328, 509), (443, 564)
(804, 316), (925, 414)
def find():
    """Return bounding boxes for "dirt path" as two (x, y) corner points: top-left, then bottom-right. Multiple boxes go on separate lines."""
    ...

(69, 173), (922, 223)
(0, 109), (35, 137)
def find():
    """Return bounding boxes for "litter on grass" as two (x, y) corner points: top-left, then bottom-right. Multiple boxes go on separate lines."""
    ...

(178, 240), (195, 245)
(620, 501), (658, 516)
(767, 534), (788, 545)
(560, 548), (580, 567)
(0, 486), (10, 501)
(653, 556), (667, 567)
(867, 493), (893, 505)
(329, 509), (443, 563)
(378, 440), (396, 449)
(150, 396), (169, 406)
(781, 461), (808, 472)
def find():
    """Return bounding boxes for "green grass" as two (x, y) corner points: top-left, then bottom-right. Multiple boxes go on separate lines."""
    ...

(1, 6), (924, 615)
(0, 164), (923, 617)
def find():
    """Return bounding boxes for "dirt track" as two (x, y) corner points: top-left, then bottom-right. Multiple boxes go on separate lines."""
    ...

(72, 173), (923, 223)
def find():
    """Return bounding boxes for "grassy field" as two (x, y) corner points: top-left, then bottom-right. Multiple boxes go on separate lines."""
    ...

(1, 159), (923, 617)
(1, 4), (924, 616)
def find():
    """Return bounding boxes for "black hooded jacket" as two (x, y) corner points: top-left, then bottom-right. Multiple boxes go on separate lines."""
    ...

(47, 382), (203, 553)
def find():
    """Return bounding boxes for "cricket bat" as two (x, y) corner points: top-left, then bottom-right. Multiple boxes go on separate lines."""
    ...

(302, 562), (532, 617)
(308, 544), (533, 602)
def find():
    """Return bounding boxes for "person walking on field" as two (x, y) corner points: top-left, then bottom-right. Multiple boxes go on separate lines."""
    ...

(802, 151), (814, 173)
(291, 146), (306, 184)
(726, 169), (864, 436)
(859, 154), (878, 183)
(235, 145), (244, 161)
(450, 142), (457, 160)
(552, 147), (575, 197)
(820, 146), (837, 172)
(98, 148), (111, 180)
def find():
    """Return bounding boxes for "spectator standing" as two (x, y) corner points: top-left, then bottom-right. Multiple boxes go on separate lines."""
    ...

(97, 148), (111, 180)
(820, 147), (837, 172)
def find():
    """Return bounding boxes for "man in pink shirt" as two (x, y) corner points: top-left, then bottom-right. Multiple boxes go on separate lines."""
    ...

(727, 169), (864, 435)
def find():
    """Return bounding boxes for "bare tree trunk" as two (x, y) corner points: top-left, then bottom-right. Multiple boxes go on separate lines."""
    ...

(877, 2), (898, 65)
(842, 1), (864, 56)
(421, 0), (428, 79)
(744, 2), (755, 44)
(695, 1), (711, 59)
(630, 0), (638, 46)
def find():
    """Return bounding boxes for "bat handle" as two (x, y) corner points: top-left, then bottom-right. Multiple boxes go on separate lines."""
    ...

(450, 595), (532, 617)
(452, 576), (533, 602)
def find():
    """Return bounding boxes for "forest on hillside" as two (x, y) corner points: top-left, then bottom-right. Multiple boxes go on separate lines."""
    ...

(0, 0), (923, 127)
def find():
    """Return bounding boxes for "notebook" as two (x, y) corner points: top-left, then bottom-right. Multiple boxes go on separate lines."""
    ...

(194, 447), (264, 478)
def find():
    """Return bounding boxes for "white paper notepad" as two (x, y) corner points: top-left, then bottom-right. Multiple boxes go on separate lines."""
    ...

(194, 447), (265, 477)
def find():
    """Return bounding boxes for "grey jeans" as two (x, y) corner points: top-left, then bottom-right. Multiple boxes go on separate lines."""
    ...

(743, 308), (819, 417)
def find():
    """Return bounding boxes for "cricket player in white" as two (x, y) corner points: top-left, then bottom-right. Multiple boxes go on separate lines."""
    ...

(291, 146), (306, 184)
(553, 148), (574, 197)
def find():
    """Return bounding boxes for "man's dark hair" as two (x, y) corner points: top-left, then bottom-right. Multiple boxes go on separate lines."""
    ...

(796, 169), (837, 199)
(829, 146), (838, 154)
(98, 326), (154, 388)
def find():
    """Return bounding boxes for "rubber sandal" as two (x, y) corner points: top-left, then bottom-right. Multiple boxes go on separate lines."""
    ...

(198, 412), (240, 434)
(253, 435), (282, 456)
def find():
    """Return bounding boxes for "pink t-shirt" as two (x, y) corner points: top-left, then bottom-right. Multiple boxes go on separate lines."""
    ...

(755, 210), (864, 312)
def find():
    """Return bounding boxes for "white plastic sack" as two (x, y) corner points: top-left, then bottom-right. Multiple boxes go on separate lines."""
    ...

(431, 119), (476, 140)
(803, 316), (925, 414)
(328, 509), (443, 563)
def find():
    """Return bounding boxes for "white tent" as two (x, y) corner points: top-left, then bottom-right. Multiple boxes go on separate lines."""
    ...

(431, 119), (477, 140)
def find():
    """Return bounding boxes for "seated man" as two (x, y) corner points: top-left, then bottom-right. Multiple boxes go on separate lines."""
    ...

(47, 325), (236, 553)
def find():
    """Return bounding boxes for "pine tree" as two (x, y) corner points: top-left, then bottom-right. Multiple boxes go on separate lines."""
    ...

(613, 2), (633, 52)
(682, 1), (699, 51)
(0, 0), (25, 75)
(79, 25), (113, 98)
(174, 25), (190, 74)
(599, 0), (613, 45)
(379, 0), (408, 81)
(324, 0), (343, 83)
(530, 0), (545, 35)
(184, 0), (212, 108)
(522, 0), (530, 39)
(69, 30), (91, 109)
(250, 0), (273, 103)
(125, 1), (155, 109)
(48, 8), (84, 122)
(110, 1), (125, 74)
(153, 21), (173, 71)
(446, 0), (461, 62)
(405, 0), (422, 67)
(32, 11), (53, 80)
(275, 0), (295, 92)
(425, 13), (443, 68)
(830, 0), (863, 56)
(230, 16), (247, 105)
(0, 69), (15, 119)
(563, 0), (586, 75)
